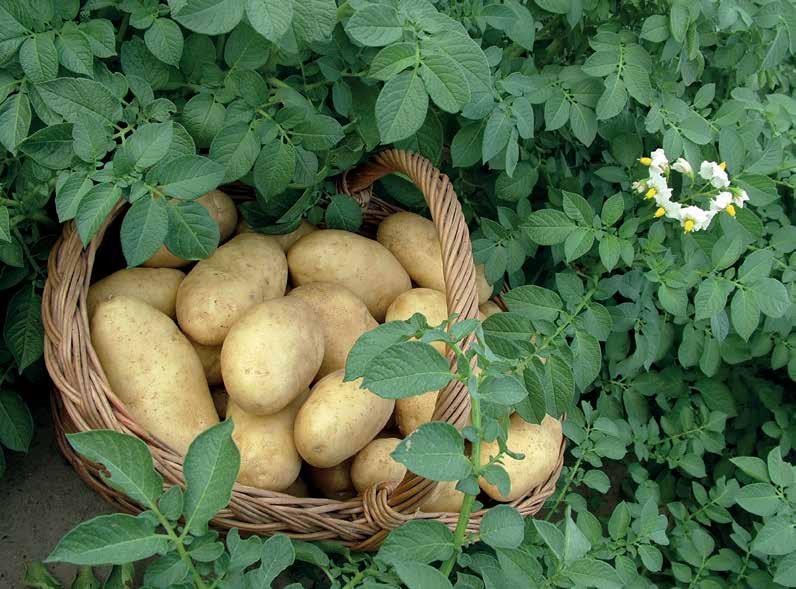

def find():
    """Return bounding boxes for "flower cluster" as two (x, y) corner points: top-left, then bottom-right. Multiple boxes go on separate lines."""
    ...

(633, 149), (749, 233)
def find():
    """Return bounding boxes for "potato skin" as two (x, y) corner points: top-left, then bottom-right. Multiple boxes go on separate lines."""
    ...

(190, 339), (222, 386)
(289, 282), (378, 380)
(309, 460), (355, 500)
(351, 437), (406, 493)
(176, 233), (288, 345)
(87, 268), (185, 318)
(237, 219), (317, 251)
(479, 301), (502, 318)
(287, 230), (411, 321)
(419, 480), (465, 513)
(385, 288), (448, 436)
(294, 370), (395, 468)
(479, 414), (563, 502)
(221, 297), (324, 415)
(90, 296), (219, 454)
(377, 212), (492, 304)
(227, 391), (307, 491)
(143, 190), (238, 268)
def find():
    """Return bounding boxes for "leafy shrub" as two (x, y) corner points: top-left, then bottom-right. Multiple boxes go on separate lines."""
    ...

(1, 0), (794, 586)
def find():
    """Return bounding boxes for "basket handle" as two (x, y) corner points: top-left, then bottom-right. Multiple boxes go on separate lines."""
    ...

(339, 149), (480, 540)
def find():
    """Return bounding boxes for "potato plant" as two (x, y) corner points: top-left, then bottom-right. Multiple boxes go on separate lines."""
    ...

(0, 0), (793, 587)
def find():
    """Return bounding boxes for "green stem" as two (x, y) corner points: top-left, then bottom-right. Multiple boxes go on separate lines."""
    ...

(535, 289), (595, 355)
(0, 197), (20, 207)
(116, 13), (129, 44)
(545, 452), (584, 521)
(341, 566), (375, 589)
(153, 511), (209, 589)
(13, 229), (44, 279)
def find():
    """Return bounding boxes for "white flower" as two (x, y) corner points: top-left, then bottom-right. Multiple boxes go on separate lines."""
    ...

(732, 189), (749, 208)
(699, 161), (730, 188)
(679, 206), (716, 233)
(654, 200), (682, 219)
(632, 180), (648, 194)
(647, 172), (673, 204)
(710, 191), (733, 212)
(650, 148), (669, 173)
(671, 157), (693, 176)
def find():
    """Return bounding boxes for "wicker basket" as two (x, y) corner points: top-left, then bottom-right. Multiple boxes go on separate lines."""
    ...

(43, 149), (566, 550)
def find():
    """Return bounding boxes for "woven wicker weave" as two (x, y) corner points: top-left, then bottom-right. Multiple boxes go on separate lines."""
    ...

(43, 149), (565, 550)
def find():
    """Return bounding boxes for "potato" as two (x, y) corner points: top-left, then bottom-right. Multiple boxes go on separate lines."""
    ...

(143, 190), (238, 268)
(376, 212), (492, 304)
(294, 370), (395, 468)
(287, 230), (411, 321)
(479, 301), (502, 318)
(190, 339), (222, 386)
(284, 477), (310, 498)
(227, 390), (308, 491)
(395, 392), (438, 437)
(90, 296), (219, 454)
(221, 297), (324, 415)
(419, 481), (464, 513)
(309, 460), (355, 500)
(479, 414), (563, 502)
(87, 268), (184, 319)
(237, 219), (317, 251)
(351, 437), (406, 493)
(176, 233), (288, 346)
(289, 282), (377, 379)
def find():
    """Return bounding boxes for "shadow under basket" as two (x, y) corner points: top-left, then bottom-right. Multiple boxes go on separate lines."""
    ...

(43, 148), (566, 550)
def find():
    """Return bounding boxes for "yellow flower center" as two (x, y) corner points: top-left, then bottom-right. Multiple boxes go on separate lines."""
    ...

(645, 187), (657, 199)
(639, 157), (652, 166)
(726, 204), (736, 217)
(654, 207), (666, 218)
(683, 219), (696, 233)
(719, 161), (727, 171)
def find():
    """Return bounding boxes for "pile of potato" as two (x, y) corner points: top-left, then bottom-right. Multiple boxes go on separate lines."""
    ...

(88, 190), (563, 509)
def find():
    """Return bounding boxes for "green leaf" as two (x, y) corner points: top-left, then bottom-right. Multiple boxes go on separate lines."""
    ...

(420, 50), (470, 113)
(183, 420), (240, 535)
(730, 288), (759, 342)
(251, 535), (294, 587)
(392, 422), (472, 482)
(143, 553), (190, 588)
(56, 24), (94, 77)
(596, 75), (627, 120)
(451, 122), (484, 168)
(22, 562), (61, 589)
(19, 123), (74, 169)
(0, 206), (8, 242)
(495, 161), (537, 202)
(292, 0), (337, 43)
(376, 69), (429, 144)
(370, 43), (417, 81)
(81, 19), (116, 58)
(680, 116), (712, 145)
(752, 517), (796, 556)
(775, 553), (796, 588)
(562, 191), (593, 224)
(174, 0), (245, 35)
(379, 521), (455, 564)
(0, 93), (31, 153)
(181, 93), (225, 148)
(209, 122), (259, 182)
(480, 505), (524, 549)
(582, 470), (611, 493)
(482, 107), (512, 162)
(738, 249), (773, 283)
(37, 77), (122, 123)
(572, 330), (601, 390)
(564, 228), (594, 262)
(503, 285), (562, 322)
(114, 122), (174, 176)
(158, 486), (184, 521)
(563, 508), (591, 563)
(392, 561), (453, 589)
(535, 0), (570, 14)
(120, 197), (169, 267)
(362, 341), (453, 398)
(598, 235), (620, 271)
(292, 114), (344, 151)
(480, 374), (527, 405)
(569, 102), (597, 146)
(0, 391), (33, 451)
(253, 140), (296, 199)
(566, 558), (622, 589)
(145, 18), (183, 66)
(750, 278), (791, 318)
(47, 514), (167, 565)
(73, 117), (112, 164)
(75, 183), (121, 246)
(325, 193), (362, 232)
(56, 173), (92, 222)
(735, 483), (781, 517)
(694, 277), (730, 321)
(731, 456), (769, 482)
(345, 321), (417, 381)
(346, 5), (403, 47)
(19, 32), (58, 83)
(669, 1), (690, 43)
(66, 430), (163, 508)
(246, 0), (293, 43)
(641, 15), (670, 42)
(149, 155), (225, 199)
(524, 209), (576, 245)
(164, 200), (220, 260)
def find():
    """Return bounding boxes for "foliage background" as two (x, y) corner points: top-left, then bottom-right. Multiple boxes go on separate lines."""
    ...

(1, 0), (795, 587)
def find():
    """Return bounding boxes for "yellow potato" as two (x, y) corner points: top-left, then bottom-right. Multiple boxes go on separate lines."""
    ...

(221, 297), (323, 415)
(87, 268), (184, 319)
(294, 370), (395, 468)
(395, 392), (438, 437)
(227, 391), (308, 491)
(90, 296), (219, 454)
(376, 211), (492, 304)
(190, 339), (222, 386)
(237, 219), (317, 251)
(289, 282), (378, 379)
(176, 233), (288, 345)
(143, 190), (238, 268)
(419, 481), (465, 513)
(351, 437), (406, 493)
(309, 460), (355, 500)
(287, 230), (411, 321)
(479, 301), (502, 318)
(479, 414), (563, 502)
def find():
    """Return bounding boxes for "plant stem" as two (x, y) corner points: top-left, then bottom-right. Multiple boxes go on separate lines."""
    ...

(152, 510), (209, 589)
(545, 446), (585, 521)
(341, 566), (375, 589)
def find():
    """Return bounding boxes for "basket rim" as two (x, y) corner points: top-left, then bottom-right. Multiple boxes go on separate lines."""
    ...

(43, 148), (567, 549)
